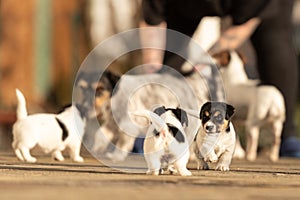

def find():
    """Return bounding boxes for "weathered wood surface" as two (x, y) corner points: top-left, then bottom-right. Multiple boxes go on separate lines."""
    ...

(0, 151), (299, 200)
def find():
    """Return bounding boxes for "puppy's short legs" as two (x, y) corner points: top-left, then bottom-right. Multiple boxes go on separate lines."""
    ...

(196, 158), (209, 170)
(204, 151), (218, 163)
(246, 126), (259, 161)
(20, 148), (37, 163)
(174, 155), (192, 176)
(68, 145), (84, 163)
(145, 158), (161, 176)
(216, 151), (233, 171)
(14, 149), (25, 161)
(52, 150), (65, 162)
(167, 165), (178, 174)
(269, 121), (282, 162)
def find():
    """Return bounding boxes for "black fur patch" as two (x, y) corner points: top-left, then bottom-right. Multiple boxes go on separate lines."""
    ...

(153, 106), (189, 127)
(153, 106), (167, 116)
(153, 129), (160, 137)
(55, 117), (68, 141)
(167, 123), (185, 143)
(226, 123), (231, 132)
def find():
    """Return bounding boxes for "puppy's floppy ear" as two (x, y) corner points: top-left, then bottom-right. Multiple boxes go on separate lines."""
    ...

(103, 71), (120, 89)
(212, 51), (231, 67)
(200, 102), (211, 120)
(153, 106), (167, 116)
(170, 108), (189, 127)
(225, 104), (235, 120)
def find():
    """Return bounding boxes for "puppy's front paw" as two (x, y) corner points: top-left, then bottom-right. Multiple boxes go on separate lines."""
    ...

(25, 157), (37, 163)
(146, 169), (160, 175)
(52, 151), (65, 162)
(204, 154), (218, 163)
(216, 164), (230, 171)
(73, 156), (84, 163)
(178, 169), (192, 176)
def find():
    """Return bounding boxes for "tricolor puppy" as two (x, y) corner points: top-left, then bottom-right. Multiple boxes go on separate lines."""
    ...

(192, 102), (236, 171)
(131, 106), (192, 176)
(12, 89), (86, 163)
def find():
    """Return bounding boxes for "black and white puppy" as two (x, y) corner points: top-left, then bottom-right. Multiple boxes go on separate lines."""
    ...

(131, 106), (192, 176)
(12, 89), (87, 163)
(192, 102), (236, 171)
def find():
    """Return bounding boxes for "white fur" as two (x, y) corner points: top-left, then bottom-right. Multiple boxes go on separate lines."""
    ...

(221, 51), (286, 162)
(132, 109), (192, 176)
(195, 122), (236, 171)
(12, 89), (86, 163)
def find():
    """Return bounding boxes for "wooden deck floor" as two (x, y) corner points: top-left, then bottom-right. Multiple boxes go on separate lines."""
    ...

(0, 151), (300, 200)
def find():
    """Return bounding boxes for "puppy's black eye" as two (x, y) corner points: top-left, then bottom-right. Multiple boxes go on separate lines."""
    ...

(215, 114), (223, 123)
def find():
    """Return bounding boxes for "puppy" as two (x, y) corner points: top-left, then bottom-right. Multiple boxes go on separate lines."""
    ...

(12, 89), (86, 163)
(131, 106), (192, 176)
(192, 101), (236, 171)
(216, 51), (285, 162)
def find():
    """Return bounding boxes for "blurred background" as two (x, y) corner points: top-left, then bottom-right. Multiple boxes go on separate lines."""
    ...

(0, 0), (299, 150)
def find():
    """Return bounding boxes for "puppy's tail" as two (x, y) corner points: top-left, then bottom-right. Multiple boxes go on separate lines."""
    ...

(15, 89), (28, 120)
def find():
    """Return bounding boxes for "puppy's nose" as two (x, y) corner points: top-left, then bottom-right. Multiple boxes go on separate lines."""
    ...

(206, 125), (214, 132)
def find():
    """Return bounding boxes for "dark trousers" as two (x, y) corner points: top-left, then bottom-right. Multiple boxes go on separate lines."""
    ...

(251, 0), (298, 139)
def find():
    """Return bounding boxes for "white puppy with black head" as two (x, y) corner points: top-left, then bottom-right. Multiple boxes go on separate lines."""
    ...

(131, 106), (192, 176)
(191, 101), (236, 171)
(12, 89), (86, 163)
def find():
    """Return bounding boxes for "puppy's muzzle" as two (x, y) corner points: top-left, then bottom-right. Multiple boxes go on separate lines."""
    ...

(205, 125), (214, 132)
(204, 122), (217, 133)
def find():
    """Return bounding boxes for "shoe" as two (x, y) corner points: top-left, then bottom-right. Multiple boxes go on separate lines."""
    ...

(280, 136), (300, 158)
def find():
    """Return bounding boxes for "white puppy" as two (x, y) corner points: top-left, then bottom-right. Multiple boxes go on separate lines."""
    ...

(12, 89), (86, 163)
(131, 106), (192, 176)
(190, 102), (236, 171)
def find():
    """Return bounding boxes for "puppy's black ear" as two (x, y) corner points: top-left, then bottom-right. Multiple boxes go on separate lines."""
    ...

(225, 104), (235, 120)
(103, 71), (120, 89)
(212, 51), (231, 67)
(153, 106), (167, 116)
(200, 102), (211, 120)
(172, 108), (189, 127)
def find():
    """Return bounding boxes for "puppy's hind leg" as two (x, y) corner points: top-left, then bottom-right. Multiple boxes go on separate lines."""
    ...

(269, 121), (282, 162)
(68, 145), (84, 163)
(145, 156), (161, 175)
(14, 149), (25, 161)
(52, 150), (65, 162)
(174, 152), (192, 176)
(20, 148), (37, 163)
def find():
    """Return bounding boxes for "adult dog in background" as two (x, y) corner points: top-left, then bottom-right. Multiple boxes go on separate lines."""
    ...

(216, 51), (285, 162)
(12, 89), (86, 163)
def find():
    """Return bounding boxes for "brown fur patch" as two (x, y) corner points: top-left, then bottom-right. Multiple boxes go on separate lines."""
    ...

(95, 90), (110, 108)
